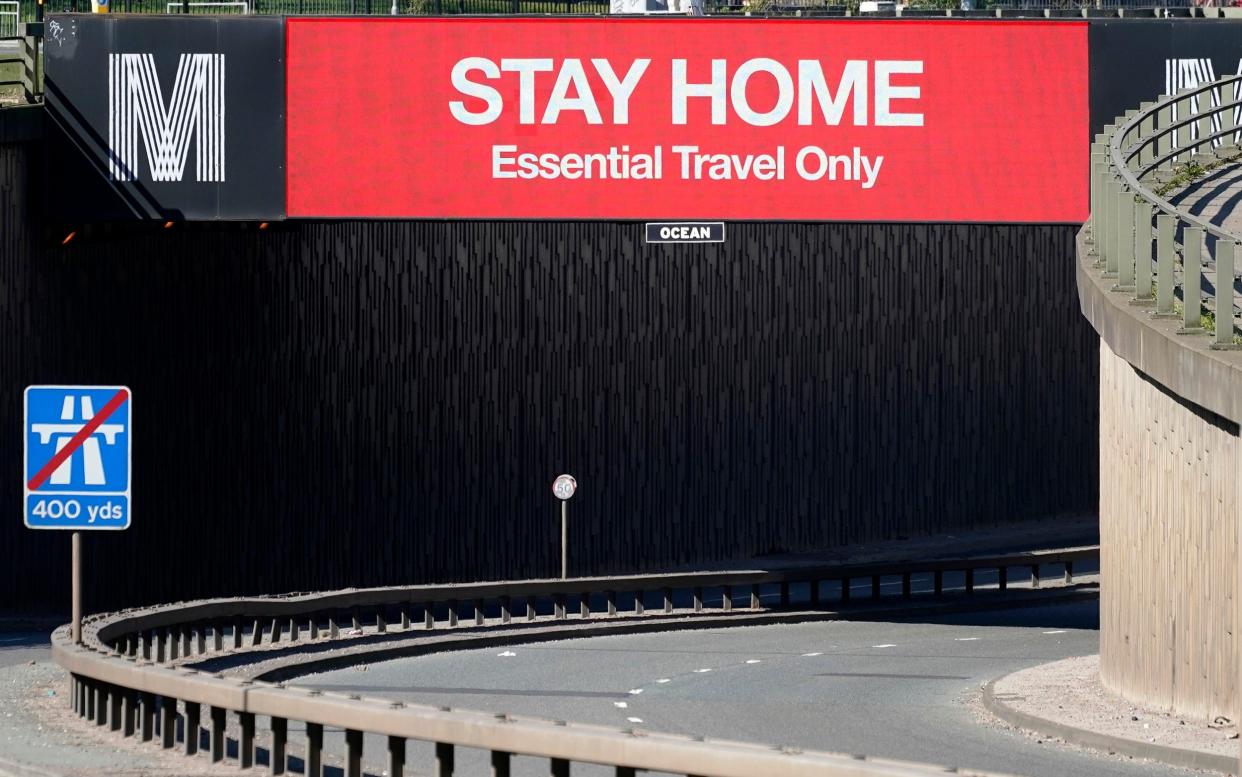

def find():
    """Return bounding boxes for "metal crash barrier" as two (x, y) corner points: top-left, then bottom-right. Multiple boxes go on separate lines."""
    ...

(53, 546), (1095, 777)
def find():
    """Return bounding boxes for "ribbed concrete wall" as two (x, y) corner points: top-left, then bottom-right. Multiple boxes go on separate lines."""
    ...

(1098, 339), (1239, 721)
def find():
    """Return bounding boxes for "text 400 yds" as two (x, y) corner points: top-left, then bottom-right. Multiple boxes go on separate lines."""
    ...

(29, 497), (124, 523)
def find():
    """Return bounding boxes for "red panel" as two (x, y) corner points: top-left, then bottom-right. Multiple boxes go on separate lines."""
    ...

(286, 18), (1087, 222)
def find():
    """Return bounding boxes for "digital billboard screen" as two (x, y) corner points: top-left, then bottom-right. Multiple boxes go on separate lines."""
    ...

(286, 18), (1089, 222)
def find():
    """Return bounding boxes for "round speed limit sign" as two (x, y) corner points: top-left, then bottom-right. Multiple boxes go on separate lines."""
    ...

(552, 474), (577, 501)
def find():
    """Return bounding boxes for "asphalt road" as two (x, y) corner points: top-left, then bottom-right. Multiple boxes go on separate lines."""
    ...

(299, 601), (1196, 777)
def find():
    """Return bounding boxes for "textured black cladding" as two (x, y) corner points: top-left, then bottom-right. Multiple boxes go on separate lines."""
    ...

(0, 140), (1098, 613)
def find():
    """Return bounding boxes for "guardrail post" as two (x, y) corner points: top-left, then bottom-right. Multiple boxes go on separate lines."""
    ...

(183, 702), (199, 755)
(270, 617), (281, 644)
(210, 706), (226, 762)
(1138, 108), (1155, 167)
(385, 736), (405, 777)
(83, 679), (94, 721)
(635, 592), (645, 615)
(1182, 225), (1202, 330)
(289, 617), (299, 641)
(109, 686), (122, 732)
(490, 750), (510, 777)
(692, 588), (702, 612)
(140, 692), (155, 742)
(122, 689), (136, 737)
(233, 618), (243, 649)
(581, 593), (590, 618)
(1103, 177), (1119, 278)
(1133, 201), (1154, 303)
(156, 630), (167, 663)
(400, 606), (411, 630)
(435, 742), (455, 777)
(500, 596), (511, 624)
(1156, 214), (1176, 316)
(212, 624), (223, 652)
(608, 591), (619, 616)
(251, 619), (262, 646)
(96, 684), (109, 726)
(239, 711), (256, 768)
(722, 586), (732, 612)
(448, 600), (459, 627)
(554, 594), (566, 620)
(1177, 96), (1193, 163)
(1031, 565), (1040, 588)
(307, 723), (324, 777)
(270, 717), (287, 775)
(473, 600), (484, 626)
(426, 606), (436, 629)
(351, 607), (361, 632)
(310, 616), (320, 639)
(1159, 103), (1174, 168)
(142, 631), (152, 660)
(1115, 186), (1136, 292)
(750, 584), (760, 610)
(1213, 240), (1238, 349)
(159, 697), (175, 749)
(526, 599), (536, 622)
(1065, 561), (1075, 583)
(345, 729), (363, 777)
(1222, 95), (1238, 149)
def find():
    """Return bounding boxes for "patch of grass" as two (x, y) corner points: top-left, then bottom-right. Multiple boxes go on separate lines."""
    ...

(1155, 152), (1242, 198)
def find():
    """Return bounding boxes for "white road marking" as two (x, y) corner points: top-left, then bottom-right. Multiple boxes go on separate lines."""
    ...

(745, 659), (762, 664)
(656, 678), (671, 683)
(497, 650), (516, 657)
(614, 701), (628, 709)
(872, 644), (897, 649)
(954, 637), (979, 642)
(626, 717), (643, 723)
(801, 652), (823, 657)
(629, 689), (643, 695)
(1043, 630), (1067, 635)
(694, 668), (712, 673)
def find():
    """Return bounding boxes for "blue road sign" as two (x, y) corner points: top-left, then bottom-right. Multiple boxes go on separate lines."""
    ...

(24, 385), (131, 530)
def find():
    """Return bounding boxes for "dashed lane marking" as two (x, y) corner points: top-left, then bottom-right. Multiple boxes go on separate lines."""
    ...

(801, 652), (823, 657)
(614, 701), (628, 709)
(626, 717), (643, 723)
(872, 644), (897, 648)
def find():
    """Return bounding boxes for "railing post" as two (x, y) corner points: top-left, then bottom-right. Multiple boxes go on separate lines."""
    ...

(1181, 226), (1205, 333)
(1212, 240), (1238, 349)
(1221, 94), (1237, 150)
(271, 716), (287, 775)
(491, 750), (511, 777)
(122, 690), (136, 737)
(721, 586), (732, 612)
(346, 729), (363, 777)
(1114, 185), (1135, 291)
(750, 584), (760, 610)
(183, 702), (199, 755)
(140, 692), (155, 742)
(1133, 201), (1154, 303)
(159, 697), (175, 749)
(436, 742), (455, 777)
(1159, 104), (1174, 169)
(1104, 177), (1119, 278)
(388, 736), (406, 777)
(307, 723), (324, 777)
(1138, 108), (1155, 167)
(109, 687), (122, 732)
(1031, 565), (1041, 588)
(239, 711), (256, 768)
(210, 706), (226, 762)
(691, 588), (701, 613)
(1155, 214), (1176, 316)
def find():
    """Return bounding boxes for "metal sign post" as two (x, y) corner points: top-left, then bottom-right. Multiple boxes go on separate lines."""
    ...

(552, 474), (577, 580)
(24, 385), (132, 644)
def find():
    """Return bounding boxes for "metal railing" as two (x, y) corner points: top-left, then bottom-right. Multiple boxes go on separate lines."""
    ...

(1093, 74), (1242, 347)
(52, 546), (1095, 777)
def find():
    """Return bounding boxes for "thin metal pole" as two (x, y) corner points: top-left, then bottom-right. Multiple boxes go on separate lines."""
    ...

(561, 501), (567, 580)
(72, 531), (81, 644)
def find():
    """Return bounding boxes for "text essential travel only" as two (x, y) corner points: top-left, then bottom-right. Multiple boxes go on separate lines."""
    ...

(492, 145), (885, 188)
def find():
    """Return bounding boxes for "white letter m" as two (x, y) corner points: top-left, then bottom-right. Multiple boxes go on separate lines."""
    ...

(108, 53), (225, 183)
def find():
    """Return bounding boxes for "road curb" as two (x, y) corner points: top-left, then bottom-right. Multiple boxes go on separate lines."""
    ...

(981, 674), (1238, 776)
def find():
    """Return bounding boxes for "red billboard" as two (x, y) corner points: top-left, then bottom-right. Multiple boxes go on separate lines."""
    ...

(286, 18), (1087, 222)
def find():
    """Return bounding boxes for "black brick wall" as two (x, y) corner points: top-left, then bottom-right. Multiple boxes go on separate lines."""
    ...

(0, 140), (1099, 613)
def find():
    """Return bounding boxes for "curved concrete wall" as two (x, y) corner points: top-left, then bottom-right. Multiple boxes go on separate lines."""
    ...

(1098, 341), (1238, 721)
(1079, 229), (1242, 722)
